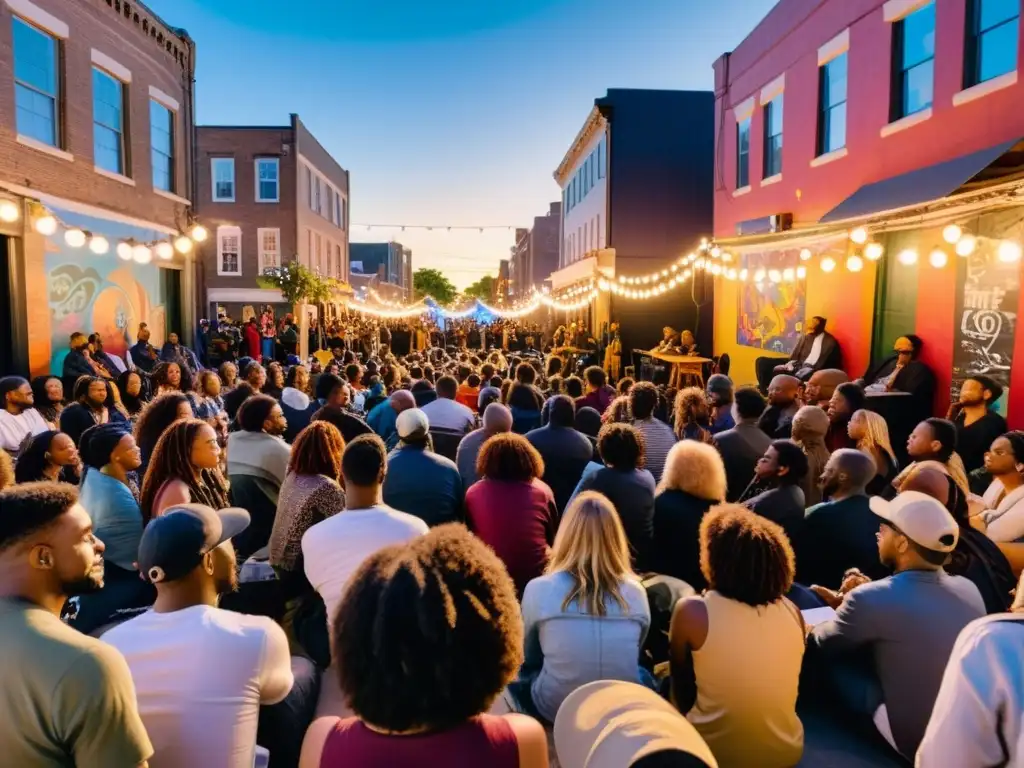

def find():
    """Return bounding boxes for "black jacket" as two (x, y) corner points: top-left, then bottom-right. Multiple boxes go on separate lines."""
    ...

(525, 425), (594, 514)
(790, 331), (841, 371)
(746, 484), (805, 544)
(794, 495), (889, 589)
(652, 489), (716, 591)
(714, 421), (772, 501)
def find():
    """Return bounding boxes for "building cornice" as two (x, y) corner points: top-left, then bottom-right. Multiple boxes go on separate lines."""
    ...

(553, 106), (607, 185)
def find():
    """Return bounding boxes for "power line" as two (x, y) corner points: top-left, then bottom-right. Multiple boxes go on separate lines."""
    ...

(351, 223), (521, 232)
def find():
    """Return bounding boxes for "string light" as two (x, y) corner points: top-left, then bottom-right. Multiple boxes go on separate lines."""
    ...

(998, 241), (1022, 263)
(850, 227), (869, 245)
(898, 249), (919, 266)
(174, 235), (194, 254)
(942, 224), (963, 244)
(89, 236), (109, 255)
(955, 235), (977, 257)
(189, 225), (208, 242)
(0, 200), (19, 223)
(799, 248), (812, 261)
(929, 249), (948, 268)
(64, 229), (86, 248)
(155, 242), (174, 260)
(116, 242), (133, 261)
(132, 245), (152, 265)
(34, 215), (57, 236)
(865, 243), (884, 261)
(820, 257), (837, 273)
(846, 255), (864, 273)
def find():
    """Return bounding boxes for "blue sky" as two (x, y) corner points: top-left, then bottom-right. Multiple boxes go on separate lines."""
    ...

(147, 0), (778, 288)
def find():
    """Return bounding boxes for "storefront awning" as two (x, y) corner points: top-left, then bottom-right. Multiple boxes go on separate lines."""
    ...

(819, 138), (1024, 223)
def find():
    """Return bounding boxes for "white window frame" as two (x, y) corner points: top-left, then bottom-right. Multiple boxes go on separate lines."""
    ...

(255, 157), (279, 203)
(211, 157), (235, 202)
(257, 227), (280, 274)
(325, 239), (333, 276)
(216, 225), (242, 276)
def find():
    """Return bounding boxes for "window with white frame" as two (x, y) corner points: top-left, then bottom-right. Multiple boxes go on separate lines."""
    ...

(212, 157), (235, 202)
(763, 94), (784, 178)
(891, 1), (935, 120)
(964, 0), (1019, 88)
(326, 186), (334, 224)
(336, 244), (343, 278)
(818, 52), (848, 155)
(13, 17), (61, 148)
(93, 67), (127, 175)
(255, 158), (279, 202)
(217, 226), (241, 276)
(304, 165), (313, 208)
(335, 195), (342, 228)
(314, 177), (322, 214)
(257, 228), (280, 273)
(315, 233), (323, 274)
(150, 99), (174, 192)
(341, 197), (347, 230)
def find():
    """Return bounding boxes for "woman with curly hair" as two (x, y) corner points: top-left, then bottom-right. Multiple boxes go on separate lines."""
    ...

(117, 370), (147, 420)
(602, 394), (632, 425)
(139, 418), (229, 522)
(300, 525), (548, 767)
(465, 433), (558, 597)
(134, 392), (192, 475)
(14, 430), (80, 484)
(150, 360), (183, 396)
(31, 375), (64, 429)
(218, 361), (239, 391)
(673, 386), (714, 444)
(263, 361), (285, 400)
(669, 504), (804, 767)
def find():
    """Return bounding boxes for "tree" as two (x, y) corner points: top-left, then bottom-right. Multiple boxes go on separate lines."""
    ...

(413, 268), (458, 305)
(258, 260), (330, 305)
(463, 275), (495, 301)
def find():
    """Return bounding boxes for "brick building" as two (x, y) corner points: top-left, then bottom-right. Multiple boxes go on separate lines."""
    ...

(508, 202), (562, 299)
(0, 0), (197, 377)
(195, 115), (350, 322)
(710, 0), (1024, 424)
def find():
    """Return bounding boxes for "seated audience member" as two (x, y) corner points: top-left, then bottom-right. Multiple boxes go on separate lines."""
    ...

(861, 335), (936, 401)
(458, 403), (514, 487)
(794, 449), (886, 589)
(478, 385), (502, 413)
(411, 378), (437, 408)
(555, 680), (718, 768)
(526, 396), (594, 513)
(303, 435), (428, 635)
(299, 525), (548, 768)
(31, 375), (65, 429)
(809, 491), (985, 761)
(706, 374), (735, 435)
(772, 315), (841, 382)
(223, 381), (256, 424)
(270, 422), (347, 597)
(576, 366), (616, 416)
(714, 386), (770, 502)
(383, 409), (464, 527)
(803, 368), (848, 409)
(134, 391), (193, 474)
(13, 430), (79, 484)
(282, 365), (311, 412)
(219, 361), (239, 391)
(456, 372), (482, 412)
(896, 417), (969, 495)
(758, 375), (800, 439)
(949, 375), (1008, 474)
(421, 375), (476, 434)
(242, 360), (267, 392)
(972, 431), (1024, 543)
(366, 389), (415, 450)
(59, 376), (111, 446)
(653, 441), (727, 591)
(0, 376), (49, 455)
(0, 483), (153, 766)
(848, 409), (899, 497)
(466, 434), (558, 597)
(673, 386), (714, 445)
(305, 374), (374, 444)
(0, 451), (12, 490)
(791, 406), (831, 508)
(743, 440), (808, 543)
(670, 505), (804, 767)
(917, 579), (1024, 767)
(825, 382), (864, 452)
(192, 370), (224, 420)
(103, 504), (304, 768)
(515, 492), (651, 723)
(616, 377), (635, 397)
(574, 405), (602, 451)
(140, 419), (230, 523)
(572, 423), (657, 571)
(564, 375), (585, 400)
(629, 382), (677, 481)
(604, 395), (631, 425)
(507, 365), (545, 434)
(263, 362), (286, 401)
(150, 360), (184, 396)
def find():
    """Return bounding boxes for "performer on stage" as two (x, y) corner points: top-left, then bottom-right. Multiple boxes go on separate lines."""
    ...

(603, 323), (621, 382)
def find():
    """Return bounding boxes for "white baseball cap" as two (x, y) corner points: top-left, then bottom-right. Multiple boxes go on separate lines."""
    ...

(869, 490), (959, 553)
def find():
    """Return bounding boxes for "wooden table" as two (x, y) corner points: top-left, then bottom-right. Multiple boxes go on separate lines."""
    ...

(644, 350), (713, 389)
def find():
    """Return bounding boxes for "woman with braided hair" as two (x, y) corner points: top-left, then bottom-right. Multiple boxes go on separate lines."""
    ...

(140, 418), (229, 522)
(133, 392), (193, 475)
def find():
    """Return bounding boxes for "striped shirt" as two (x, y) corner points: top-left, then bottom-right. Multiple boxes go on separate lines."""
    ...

(632, 417), (677, 483)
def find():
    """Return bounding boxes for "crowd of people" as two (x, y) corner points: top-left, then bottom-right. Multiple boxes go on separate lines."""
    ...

(0, 319), (1022, 768)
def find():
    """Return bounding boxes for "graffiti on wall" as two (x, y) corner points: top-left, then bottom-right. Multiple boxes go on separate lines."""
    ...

(736, 249), (807, 353)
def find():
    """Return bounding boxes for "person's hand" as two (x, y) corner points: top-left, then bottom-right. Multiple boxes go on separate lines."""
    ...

(969, 513), (988, 533)
(968, 498), (987, 518)
(810, 585), (844, 609)
(839, 569), (871, 595)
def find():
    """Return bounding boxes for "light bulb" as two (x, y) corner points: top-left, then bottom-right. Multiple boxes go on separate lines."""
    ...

(710, 246), (721, 259)
(132, 245), (152, 264)
(34, 215), (57, 236)
(0, 200), (19, 223)
(998, 241), (1022, 263)
(754, 269), (766, 282)
(617, 275), (626, 283)
(156, 242), (174, 260)
(799, 248), (812, 261)
(865, 242), (884, 261)
(897, 249), (919, 266)
(820, 257), (837, 273)
(739, 269), (748, 280)
(850, 227), (868, 245)
(929, 249), (948, 268)
(670, 264), (679, 272)
(64, 229), (86, 248)
(796, 266), (807, 279)
(782, 267), (795, 281)
(942, 224), (962, 244)
(89, 236), (109, 255)
(711, 264), (722, 276)
(955, 235), (977, 257)
(846, 255), (864, 273)
(174, 235), (194, 254)
(190, 224), (208, 242)
(116, 242), (133, 261)
(768, 269), (782, 283)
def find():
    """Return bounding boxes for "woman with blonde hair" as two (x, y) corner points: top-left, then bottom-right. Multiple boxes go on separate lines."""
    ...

(653, 440), (727, 591)
(848, 408), (899, 497)
(673, 386), (714, 444)
(513, 491), (651, 723)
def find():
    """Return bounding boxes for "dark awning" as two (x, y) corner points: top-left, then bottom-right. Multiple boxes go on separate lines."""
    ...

(819, 138), (1024, 223)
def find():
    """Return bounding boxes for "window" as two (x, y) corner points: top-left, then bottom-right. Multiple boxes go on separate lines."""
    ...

(818, 53), (848, 155)
(325, 239), (333, 276)
(217, 226), (241, 276)
(736, 117), (751, 188)
(965, 0), (1019, 87)
(13, 18), (60, 147)
(257, 228), (280, 273)
(93, 67), (126, 175)
(341, 197), (347, 230)
(211, 158), (235, 202)
(336, 244), (343, 278)
(304, 165), (313, 207)
(255, 158), (279, 202)
(307, 229), (313, 264)
(891, 1), (935, 120)
(315, 234), (323, 274)
(335, 195), (342, 228)
(598, 138), (606, 179)
(762, 95), (783, 178)
(150, 100), (174, 192)
(314, 177), (322, 214)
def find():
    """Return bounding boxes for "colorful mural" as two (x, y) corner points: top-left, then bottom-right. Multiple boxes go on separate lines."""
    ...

(45, 206), (169, 374)
(737, 249), (807, 353)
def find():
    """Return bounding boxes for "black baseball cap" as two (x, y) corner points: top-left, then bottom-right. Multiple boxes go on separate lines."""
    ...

(138, 504), (250, 584)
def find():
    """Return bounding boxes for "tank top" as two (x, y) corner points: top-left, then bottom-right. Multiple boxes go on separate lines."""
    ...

(688, 591), (805, 767)
(318, 715), (519, 768)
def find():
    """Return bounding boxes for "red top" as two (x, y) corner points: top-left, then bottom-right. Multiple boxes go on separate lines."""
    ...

(575, 387), (615, 416)
(244, 324), (262, 360)
(465, 478), (557, 596)
(319, 715), (519, 768)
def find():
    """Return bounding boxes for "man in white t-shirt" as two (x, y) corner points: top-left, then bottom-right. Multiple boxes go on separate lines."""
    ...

(0, 376), (48, 455)
(420, 375), (475, 433)
(303, 433), (429, 631)
(103, 504), (300, 768)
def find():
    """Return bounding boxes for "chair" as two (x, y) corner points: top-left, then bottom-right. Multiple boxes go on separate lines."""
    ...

(429, 428), (465, 463)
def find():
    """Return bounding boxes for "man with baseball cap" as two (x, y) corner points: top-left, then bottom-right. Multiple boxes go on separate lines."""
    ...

(103, 504), (299, 768)
(383, 408), (464, 527)
(808, 491), (985, 761)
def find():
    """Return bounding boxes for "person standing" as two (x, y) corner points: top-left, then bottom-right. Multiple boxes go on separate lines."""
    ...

(260, 307), (277, 364)
(948, 375), (1008, 474)
(245, 318), (262, 362)
(714, 386), (771, 502)
(0, 376), (49, 456)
